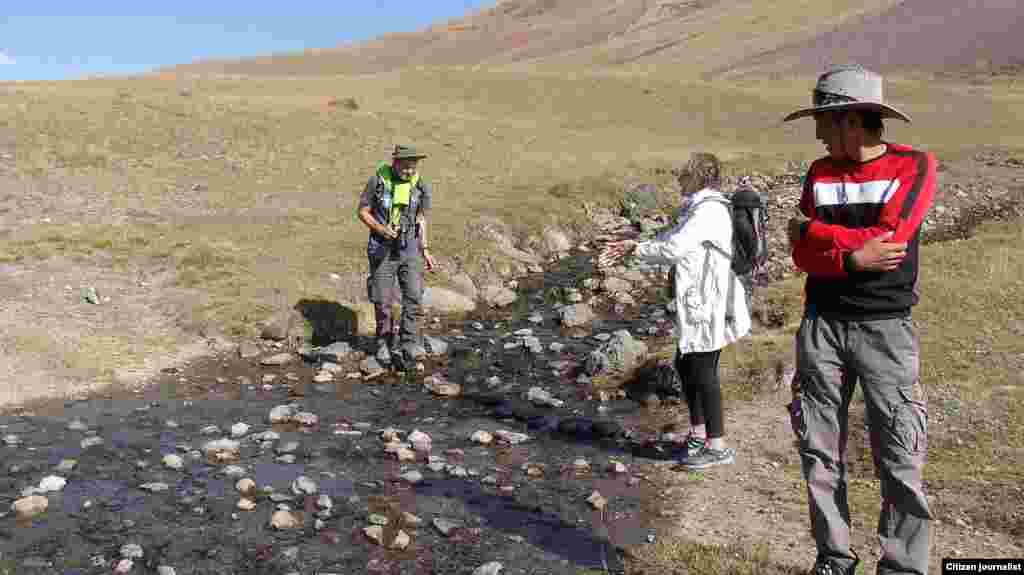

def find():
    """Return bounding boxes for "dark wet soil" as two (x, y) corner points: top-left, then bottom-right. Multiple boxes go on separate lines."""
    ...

(0, 254), (688, 575)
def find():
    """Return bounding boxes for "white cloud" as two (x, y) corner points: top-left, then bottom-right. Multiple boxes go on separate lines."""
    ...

(0, 51), (15, 65)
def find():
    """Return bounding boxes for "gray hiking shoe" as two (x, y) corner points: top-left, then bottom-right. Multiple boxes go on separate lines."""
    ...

(812, 557), (859, 575)
(682, 434), (708, 459)
(679, 446), (735, 470)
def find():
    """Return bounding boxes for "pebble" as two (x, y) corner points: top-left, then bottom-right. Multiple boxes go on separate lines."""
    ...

(81, 437), (104, 449)
(400, 470), (424, 484)
(236, 478), (256, 494)
(363, 525), (384, 545)
(120, 543), (144, 559)
(55, 459), (78, 473)
(114, 559), (134, 574)
(156, 567), (177, 575)
(291, 476), (318, 495)
(471, 430), (494, 445)
(268, 405), (294, 424)
(390, 530), (411, 550)
(474, 562), (504, 575)
(432, 517), (460, 536)
(230, 423), (250, 437)
(162, 454), (184, 470)
(222, 465), (247, 478)
(67, 419), (89, 431)
(37, 475), (67, 493)
(140, 482), (170, 493)
(236, 498), (257, 511)
(200, 425), (220, 435)
(270, 510), (301, 529)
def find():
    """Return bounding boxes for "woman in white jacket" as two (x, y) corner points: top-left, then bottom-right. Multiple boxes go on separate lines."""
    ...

(598, 153), (751, 469)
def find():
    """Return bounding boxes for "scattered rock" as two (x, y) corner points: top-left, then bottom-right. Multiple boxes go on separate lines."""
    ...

(424, 335), (449, 356)
(230, 422), (250, 437)
(408, 429), (432, 452)
(432, 517), (461, 537)
(526, 386), (564, 407)
(318, 342), (353, 363)
(400, 470), (424, 484)
(12, 495), (48, 519)
(162, 454), (184, 470)
(587, 491), (608, 510)
(270, 510), (301, 529)
(470, 430), (494, 445)
(584, 329), (648, 376)
(481, 284), (518, 308)
(390, 530), (411, 550)
(494, 430), (529, 445)
(37, 475), (66, 493)
(140, 482), (170, 493)
(269, 405), (295, 424)
(237, 498), (257, 511)
(261, 352), (294, 366)
(291, 476), (318, 496)
(424, 286), (477, 313)
(363, 525), (385, 545)
(559, 303), (595, 328)
(423, 375), (461, 397)
(473, 562), (505, 575)
(120, 543), (144, 559)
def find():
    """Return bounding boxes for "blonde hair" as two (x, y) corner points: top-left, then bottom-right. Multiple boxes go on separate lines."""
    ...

(677, 152), (721, 195)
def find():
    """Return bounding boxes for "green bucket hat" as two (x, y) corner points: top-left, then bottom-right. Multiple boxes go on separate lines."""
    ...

(392, 145), (428, 160)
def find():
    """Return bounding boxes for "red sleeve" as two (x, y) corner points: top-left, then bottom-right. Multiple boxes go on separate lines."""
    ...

(800, 152), (937, 250)
(792, 164), (851, 276)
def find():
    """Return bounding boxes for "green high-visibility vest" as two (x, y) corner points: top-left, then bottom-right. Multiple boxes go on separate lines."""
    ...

(376, 161), (420, 228)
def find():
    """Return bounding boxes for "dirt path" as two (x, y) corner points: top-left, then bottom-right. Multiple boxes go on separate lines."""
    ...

(636, 352), (1023, 574)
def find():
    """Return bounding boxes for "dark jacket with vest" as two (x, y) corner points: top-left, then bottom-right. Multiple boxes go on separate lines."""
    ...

(358, 165), (432, 257)
(791, 142), (937, 320)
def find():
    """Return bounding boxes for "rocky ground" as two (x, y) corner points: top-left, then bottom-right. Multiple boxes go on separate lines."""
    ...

(1, 151), (1021, 574)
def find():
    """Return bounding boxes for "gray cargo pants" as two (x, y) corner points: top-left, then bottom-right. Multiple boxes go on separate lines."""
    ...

(793, 306), (931, 575)
(367, 244), (424, 348)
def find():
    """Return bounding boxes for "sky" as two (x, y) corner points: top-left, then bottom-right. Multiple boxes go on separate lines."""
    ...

(0, 1), (491, 82)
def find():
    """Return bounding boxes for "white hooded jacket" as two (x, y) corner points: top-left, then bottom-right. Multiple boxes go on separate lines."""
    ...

(633, 188), (752, 354)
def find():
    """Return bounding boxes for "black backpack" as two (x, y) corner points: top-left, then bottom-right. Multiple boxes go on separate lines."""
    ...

(703, 186), (769, 305)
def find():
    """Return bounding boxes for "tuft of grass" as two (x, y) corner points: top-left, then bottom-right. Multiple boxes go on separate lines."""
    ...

(630, 538), (804, 575)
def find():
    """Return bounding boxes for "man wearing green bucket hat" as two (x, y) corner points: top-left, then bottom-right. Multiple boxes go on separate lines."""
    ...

(358, 145), (436, 369)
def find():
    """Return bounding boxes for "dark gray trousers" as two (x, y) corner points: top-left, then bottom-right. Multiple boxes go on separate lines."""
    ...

(366, 245), (424, 347)
(794, 308), (931, 575)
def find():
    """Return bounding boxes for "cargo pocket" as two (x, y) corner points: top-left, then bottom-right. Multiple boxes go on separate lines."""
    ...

(891, 385), (928, 455)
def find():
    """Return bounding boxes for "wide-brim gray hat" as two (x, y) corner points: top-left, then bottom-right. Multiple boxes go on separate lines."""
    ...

(392, 145), (428, 160)
(783, 64), (911, 123)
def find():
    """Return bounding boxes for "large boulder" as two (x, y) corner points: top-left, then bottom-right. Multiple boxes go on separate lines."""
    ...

(584, 330), (648, 377)
(481, 283), (518, 308)
(423, 286), (476, 314)
(449, 273), (479, 300)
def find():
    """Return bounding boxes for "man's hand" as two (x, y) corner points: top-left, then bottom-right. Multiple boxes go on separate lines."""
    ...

(597, 240), (637, 269)
(788, 216), (811, 246)
(378, 224), (399, 240)
(423, 249), (436, 272)
(848, 232), (906, 272)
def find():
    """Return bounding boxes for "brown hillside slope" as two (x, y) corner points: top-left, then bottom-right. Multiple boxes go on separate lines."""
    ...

(719, 0), (1024, 79)
(160, 0), (901, 78)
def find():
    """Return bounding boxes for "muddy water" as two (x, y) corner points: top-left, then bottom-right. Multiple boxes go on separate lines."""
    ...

(0, 252), (685, 574)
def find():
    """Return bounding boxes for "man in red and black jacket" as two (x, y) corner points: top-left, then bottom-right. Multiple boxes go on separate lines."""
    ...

(783, 64), (936, 575)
